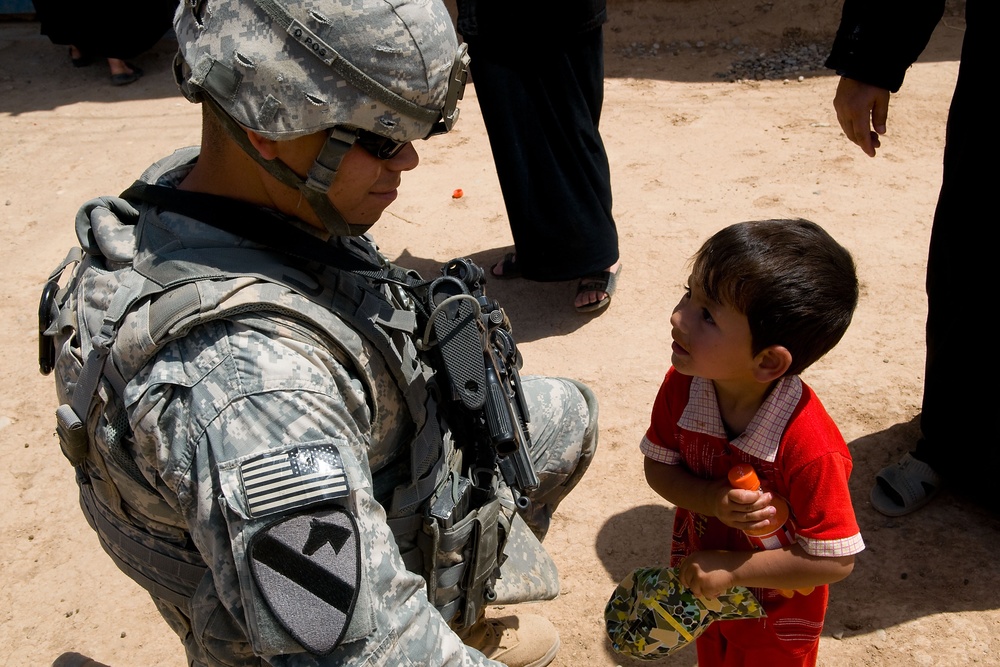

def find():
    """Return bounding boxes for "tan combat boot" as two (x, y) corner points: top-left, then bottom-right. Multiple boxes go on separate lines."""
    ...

(460, 614), (560, 667)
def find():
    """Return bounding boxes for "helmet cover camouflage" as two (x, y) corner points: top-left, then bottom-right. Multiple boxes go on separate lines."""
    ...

(174, 0), (463, 142)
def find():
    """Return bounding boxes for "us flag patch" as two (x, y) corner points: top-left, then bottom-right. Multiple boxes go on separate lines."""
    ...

(240, 444), (349, 518)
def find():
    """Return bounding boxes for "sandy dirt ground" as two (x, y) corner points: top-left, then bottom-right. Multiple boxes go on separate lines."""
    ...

(2, 1), (998, 666)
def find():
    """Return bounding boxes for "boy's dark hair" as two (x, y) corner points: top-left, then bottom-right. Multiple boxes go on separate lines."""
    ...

(692, 218), (858, 377)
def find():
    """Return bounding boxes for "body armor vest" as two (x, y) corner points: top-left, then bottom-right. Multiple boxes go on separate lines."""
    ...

(38, 151), (552, 630)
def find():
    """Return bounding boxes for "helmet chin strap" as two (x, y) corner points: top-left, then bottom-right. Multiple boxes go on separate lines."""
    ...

(204, 98), (371, 237)
(299, 127), (373, 237)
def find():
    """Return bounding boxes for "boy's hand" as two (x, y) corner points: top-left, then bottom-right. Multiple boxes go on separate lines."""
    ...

(678, 551), (742, 599)
(710, 480), (776, 532)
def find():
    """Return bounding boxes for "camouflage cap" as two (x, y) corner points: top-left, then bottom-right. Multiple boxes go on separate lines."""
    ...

(605, 567), (766, 660)
(174, 0), (465, 142)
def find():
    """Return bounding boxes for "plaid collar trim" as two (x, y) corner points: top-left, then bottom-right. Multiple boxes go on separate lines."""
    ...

(677, 375), (803, 462)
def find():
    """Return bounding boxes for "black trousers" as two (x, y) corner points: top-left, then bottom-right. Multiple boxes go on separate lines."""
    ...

(915, 0), (996, 499)
(32, 0), (177, 60)
(466, 28), (619, 281)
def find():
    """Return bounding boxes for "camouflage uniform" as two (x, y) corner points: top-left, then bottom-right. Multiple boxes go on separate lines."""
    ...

(47, 147), (597, 667)
(42, 1), (597, 664)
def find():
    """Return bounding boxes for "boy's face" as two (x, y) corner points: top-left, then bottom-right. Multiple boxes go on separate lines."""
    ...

(669, 275), (757, 383)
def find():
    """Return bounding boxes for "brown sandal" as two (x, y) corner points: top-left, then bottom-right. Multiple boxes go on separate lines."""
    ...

(489, 252), (522, 280)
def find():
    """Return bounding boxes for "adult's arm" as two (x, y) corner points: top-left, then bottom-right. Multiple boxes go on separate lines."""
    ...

(130, 313), (500, 666)
(825, 0), (946, 156)
(825, 0), (946, 92)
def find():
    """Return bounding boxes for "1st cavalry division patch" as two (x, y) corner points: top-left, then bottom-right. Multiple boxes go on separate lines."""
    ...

(249, 508), (361, 654)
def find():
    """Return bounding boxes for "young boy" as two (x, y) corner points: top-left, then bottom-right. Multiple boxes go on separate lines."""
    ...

(641, 218), (864, 666)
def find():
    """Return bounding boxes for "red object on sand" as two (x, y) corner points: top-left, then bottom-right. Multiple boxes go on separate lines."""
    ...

(452, 188), (464, 199)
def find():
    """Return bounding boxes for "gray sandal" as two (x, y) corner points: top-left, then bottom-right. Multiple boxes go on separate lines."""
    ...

(869, 453), (941, 517)
(575, 264), (622, 313)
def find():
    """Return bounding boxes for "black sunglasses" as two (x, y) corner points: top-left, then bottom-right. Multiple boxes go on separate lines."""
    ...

(351, 128), (408, 160)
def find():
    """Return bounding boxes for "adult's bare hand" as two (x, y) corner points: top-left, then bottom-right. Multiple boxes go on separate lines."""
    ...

(833, 77), (891, 157)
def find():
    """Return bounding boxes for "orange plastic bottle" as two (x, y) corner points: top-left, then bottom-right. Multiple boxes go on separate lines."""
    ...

(728, 464), (814, 598)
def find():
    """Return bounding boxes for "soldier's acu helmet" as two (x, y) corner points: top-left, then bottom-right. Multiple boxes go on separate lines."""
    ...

(172, 0), (469, 235)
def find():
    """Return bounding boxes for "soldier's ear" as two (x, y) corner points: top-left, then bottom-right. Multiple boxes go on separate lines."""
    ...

(246, 130), (280, 160)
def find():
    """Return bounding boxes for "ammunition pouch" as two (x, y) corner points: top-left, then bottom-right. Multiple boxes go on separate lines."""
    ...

(421, 495), (505, 627)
